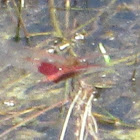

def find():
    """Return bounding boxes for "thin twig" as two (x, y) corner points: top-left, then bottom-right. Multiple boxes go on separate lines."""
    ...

(0, 99), (69, 138)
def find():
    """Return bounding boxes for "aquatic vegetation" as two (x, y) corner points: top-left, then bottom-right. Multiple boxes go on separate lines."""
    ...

(0, 0), (139, 140)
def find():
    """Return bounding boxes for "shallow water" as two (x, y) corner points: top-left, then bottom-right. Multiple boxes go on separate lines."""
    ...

(0, 0), (140, 139)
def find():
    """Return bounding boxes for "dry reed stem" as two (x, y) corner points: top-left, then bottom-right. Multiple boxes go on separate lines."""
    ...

(60, 88), (82, 140)
(79, 94), (94, 140)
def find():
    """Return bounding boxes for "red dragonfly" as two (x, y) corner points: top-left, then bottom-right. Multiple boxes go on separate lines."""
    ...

(26, 51), (101, 83)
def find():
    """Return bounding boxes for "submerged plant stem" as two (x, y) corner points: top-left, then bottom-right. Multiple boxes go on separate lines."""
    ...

(71, 0), (117, 36)
(49, 0), (63, 38)
(14, 0), (22, 41)
(28, 32), (53, 37)
(12, 0), (29, 39)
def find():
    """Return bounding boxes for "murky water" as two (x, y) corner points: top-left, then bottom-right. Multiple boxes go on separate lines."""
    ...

(0, 0), (140, 139)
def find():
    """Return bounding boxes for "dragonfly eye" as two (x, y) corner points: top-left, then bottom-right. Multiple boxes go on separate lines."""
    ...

(58, 67), (63, 71)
